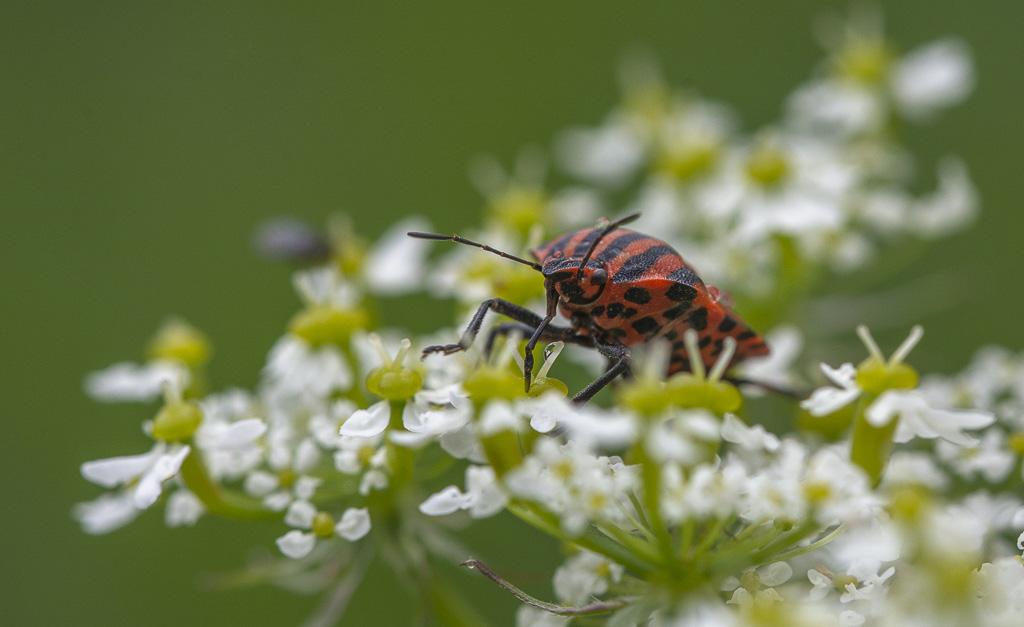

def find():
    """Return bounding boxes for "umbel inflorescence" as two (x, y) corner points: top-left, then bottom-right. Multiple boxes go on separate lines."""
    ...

(77, 10), (1024, 626)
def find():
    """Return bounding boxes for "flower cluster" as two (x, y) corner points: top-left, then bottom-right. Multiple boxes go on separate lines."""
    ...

(76, 9), (1024, 626)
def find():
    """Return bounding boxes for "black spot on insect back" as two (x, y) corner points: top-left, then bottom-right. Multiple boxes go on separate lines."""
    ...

(606, 302), (625, 319)
(624, 287), (651, 304)
(631, 316), (659, 334)
(718, 317), (737, 333)
(622, 307), (638, 319)
(686, 307), (708, 331)
(663, 304), (689, 320)
(590, 305), (605, 317)
(665, 282), (698, 303)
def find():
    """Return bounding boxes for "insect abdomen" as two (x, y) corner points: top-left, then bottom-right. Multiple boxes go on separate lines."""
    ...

(664, 295), (769, 373)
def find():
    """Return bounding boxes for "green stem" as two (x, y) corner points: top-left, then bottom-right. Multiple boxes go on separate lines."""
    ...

(688, 516), (730, 562)
(634, 444), (680, 576)
(767, 524), (846, 564)
(849, 392), (896, 485)
(462, 559), (635, 617)
(180, 446), (278, 520)
(594, 521), (661, 565)
(386, 400), (415, 488)
(747, 520), (821, 565)
(506, 501), (655, 575)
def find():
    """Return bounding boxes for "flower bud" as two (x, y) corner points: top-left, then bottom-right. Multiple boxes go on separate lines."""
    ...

(312, 512), (336, 538)
(856, 357), (919, 394)
(667, 376), (742, 415)
(152, 400), (203, 442)
(288, 305), (369, 348)
(147, 319), (211, 367)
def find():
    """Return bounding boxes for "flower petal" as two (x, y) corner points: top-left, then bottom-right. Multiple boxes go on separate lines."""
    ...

(418, 486), (471, 516)
(132, 445), (190, 509)
(335, 507), (371, 541)
(81, 446), (163, 488)
(84, 361), (188, 403)
(339, 400), (391, 438)
(214, 418), (267, 449)
(276, 530), (316, 559)
(284, 500), (317, 529)
(73, 493), (140, 535)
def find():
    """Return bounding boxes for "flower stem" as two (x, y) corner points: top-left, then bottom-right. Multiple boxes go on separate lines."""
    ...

(180, 446), (278, 520)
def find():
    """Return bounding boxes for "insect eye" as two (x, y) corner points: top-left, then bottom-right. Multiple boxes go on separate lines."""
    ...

(590, 268), (607, 285)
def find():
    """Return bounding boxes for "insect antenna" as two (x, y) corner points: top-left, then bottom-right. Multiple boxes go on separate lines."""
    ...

(576, 212), (642, 279)
(407, 231), (543, 271)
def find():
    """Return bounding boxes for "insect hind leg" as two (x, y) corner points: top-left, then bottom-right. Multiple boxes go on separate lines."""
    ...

(572, 342), (630, 406)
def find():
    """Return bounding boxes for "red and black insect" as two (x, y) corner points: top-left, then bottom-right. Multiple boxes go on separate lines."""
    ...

(409, 213), (769, 404)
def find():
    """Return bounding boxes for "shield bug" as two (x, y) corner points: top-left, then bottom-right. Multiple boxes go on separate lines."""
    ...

(409, 213), (769, 404)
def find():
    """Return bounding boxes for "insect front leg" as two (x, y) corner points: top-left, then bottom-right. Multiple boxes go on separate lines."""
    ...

(421, 298), (547, 357)
(572, 341), (631, 406)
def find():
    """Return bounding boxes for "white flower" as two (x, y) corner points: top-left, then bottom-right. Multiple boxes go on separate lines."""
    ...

(552, 550), (624, 606)
(276, 506), (371, 559)
(419, 465), (508, 519)
(335, 507), (372, 541)
(807, 568), (834, 601)
(339, 399), (391, 438)
(786, 79), (883, 137)
(539, 394), (638, 449)
(244, 471), (322, 512)
(165, 490), (204, 527)
(935, 429), (1015, 483)
(402, 388), (472, 436)
(284, 499), (318, 529)
(556, 120), (646, 187)
(906, 156), (978, 237)
(891, 39), (974, 120)
(866, 389), (994, 446)
(801, 363), (861, 417)
(881, 451), (949, 490)
(262, 336), (352, 401)
(84, 361), (189, 403)
(646, 409), (721, 464)
(723, 562), (791, 609)
(516, 607), (570, 627)
(199, 417), (266, 449)
(73, 493), (140, 535)
(736, 325), (803, 392)
(721, 413), (780, 453)
(839, 565), (895, 606)
(80, 443), (191, 510)
(363, 217), (432, 295)
(505, 439), (637, 535)
(276, 530), (317, 559)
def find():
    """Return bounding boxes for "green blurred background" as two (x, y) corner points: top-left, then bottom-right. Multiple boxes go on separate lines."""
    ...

(2, 1), (1021, 624)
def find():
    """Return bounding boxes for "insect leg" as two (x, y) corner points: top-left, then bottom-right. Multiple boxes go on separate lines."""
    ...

(522, 283), (561, 393)
(422, 298), (548, 357)
(482, 321), (587, 357)
(722, 376), (809, 399)
(571, 342), (631, 406)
